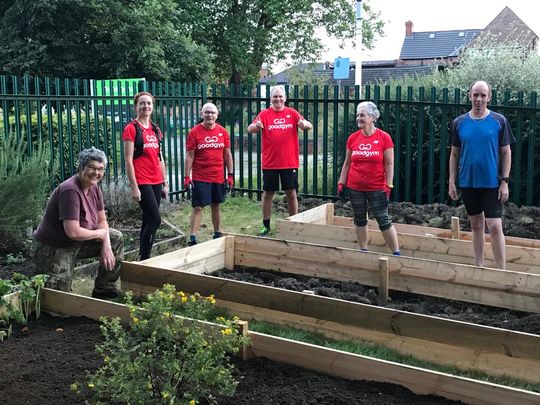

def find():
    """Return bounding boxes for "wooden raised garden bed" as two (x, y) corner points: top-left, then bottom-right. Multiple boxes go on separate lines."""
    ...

(275, 203), (540, 273)
(120, 237), (540, 403)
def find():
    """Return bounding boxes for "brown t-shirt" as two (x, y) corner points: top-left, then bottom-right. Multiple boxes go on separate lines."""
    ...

(34, 175), (104, 248)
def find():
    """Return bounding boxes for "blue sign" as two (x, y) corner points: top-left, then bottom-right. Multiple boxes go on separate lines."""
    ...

(333, 57), (350, 80)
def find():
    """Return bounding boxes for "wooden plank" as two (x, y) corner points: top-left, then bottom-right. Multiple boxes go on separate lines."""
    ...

(451, 216), (460, 239)
(35, 287), (540, 403)
(120, 266), (540, 361)
(224, 235), (235, 270)
(275, 219), (540, 274)
(249, 332), (540, 405)
(325, 203), (334, 225)
(218, 299), (540, 383)
(320, 214), (540, 249)
(138, 238), (226, 268)
(378, 257), (389, 301)
(285, 204), (329, 225)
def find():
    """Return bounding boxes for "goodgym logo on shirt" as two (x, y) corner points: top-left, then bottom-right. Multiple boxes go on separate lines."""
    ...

(198, 132), (225, 149)
(268, 117), (293, 131)
(143, 134), (159, 150)
(352, 143), (380, 157)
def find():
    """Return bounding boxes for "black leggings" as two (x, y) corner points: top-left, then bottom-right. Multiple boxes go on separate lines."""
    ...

(138, 184), (162, 260)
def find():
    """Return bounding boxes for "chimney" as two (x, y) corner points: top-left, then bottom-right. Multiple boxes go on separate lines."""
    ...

(405, 20), (413, 37)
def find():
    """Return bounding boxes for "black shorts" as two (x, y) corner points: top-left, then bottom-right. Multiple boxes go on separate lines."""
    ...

(262, 169), (298, 192)
(191, 180), (226, 208)
(461, 188), (502, 218)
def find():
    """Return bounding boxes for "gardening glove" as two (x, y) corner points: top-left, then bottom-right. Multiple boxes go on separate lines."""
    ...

(226, 173), (234, 191)
(337, 183), (348, 202)
(183, 176), (193, 190)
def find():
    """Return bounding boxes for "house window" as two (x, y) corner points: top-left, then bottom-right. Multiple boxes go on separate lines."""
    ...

(458, 32), (465, 37)
(429, 33), (435, 39)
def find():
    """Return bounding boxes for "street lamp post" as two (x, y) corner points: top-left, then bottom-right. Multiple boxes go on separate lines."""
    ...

(355, 0), (363, 96)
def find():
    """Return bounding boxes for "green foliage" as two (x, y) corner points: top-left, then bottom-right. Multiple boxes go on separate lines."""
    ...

(379, 46), (540, 94)
(0, 136), (54, 255)
(0, 273), (48, 341)
(77, 284), (249, 404)
(0, 111), (113, 180)
(0, 0), (213, 82)
(182, 0), (384, 84)
(101, 176), (140, 223)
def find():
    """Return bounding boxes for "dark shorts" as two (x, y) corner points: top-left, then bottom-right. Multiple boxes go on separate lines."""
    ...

(461, 188), (502, 218)
(262, 169), (298, 192)
(191, 180), (226, 208)
(348, 188), (392, 231)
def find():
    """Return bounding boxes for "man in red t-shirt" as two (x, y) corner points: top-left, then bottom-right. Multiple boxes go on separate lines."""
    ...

(247, 85), (312, 236)
(184, 102), (234, 245)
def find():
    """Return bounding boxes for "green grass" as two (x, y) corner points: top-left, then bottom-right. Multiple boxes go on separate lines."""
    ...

(248, 319), (540, 393)
(162, 195), (288, 241)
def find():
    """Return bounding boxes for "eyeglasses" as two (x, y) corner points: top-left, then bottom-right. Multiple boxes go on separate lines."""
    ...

(86, 165), (106, 174)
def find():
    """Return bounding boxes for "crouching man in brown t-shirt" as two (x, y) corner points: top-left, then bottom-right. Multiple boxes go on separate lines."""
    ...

(32, 147), (124, 299)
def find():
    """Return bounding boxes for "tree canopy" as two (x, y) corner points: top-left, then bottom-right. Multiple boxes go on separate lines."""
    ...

(0, 0), (384, 84)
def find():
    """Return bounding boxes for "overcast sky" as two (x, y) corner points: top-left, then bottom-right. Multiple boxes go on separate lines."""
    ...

(320, 0), (540, 63)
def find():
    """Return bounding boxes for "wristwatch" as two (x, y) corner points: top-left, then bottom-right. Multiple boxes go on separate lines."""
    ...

(500, 177), (511, 183)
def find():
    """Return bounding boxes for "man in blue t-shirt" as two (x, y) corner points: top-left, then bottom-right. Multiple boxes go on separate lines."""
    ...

(448, 81), (515, 269)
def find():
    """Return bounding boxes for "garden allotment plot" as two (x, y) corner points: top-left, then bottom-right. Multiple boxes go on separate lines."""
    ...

(120, 235), (540, 403)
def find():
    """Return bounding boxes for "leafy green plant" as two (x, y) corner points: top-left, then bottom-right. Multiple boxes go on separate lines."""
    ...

(77, 284), (249, 404)
(0, 273), (48, 340)
(101, 176), (140, 223)
(0, 136), (55, 255)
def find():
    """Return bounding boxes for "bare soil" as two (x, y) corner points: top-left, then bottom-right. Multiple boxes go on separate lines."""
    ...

(0, 313), (461, 404)
(214, 267), (540, 335)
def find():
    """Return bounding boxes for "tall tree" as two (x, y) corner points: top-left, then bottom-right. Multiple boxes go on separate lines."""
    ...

(0, 0), (213, 81)
(180, 0), (384, 86)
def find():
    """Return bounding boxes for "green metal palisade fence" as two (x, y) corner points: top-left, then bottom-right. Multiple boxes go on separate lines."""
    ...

(0, 75), (538, 206)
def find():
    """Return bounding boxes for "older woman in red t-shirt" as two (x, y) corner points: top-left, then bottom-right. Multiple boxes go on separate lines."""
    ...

(337, 101), (400, 255)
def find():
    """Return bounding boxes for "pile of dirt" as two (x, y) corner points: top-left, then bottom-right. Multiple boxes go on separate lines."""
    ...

(214, 267), (540, 335)
(0, 314), (460, 404)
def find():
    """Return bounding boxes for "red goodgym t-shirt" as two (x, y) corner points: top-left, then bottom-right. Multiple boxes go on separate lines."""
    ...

(122, 121), (164, 185)
(346, 128), (394, 191)
(252, 107), (304, 169)
(186, 123), (231, 183)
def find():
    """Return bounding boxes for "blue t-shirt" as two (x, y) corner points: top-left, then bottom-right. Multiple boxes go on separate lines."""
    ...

(450, 111), (515, 188)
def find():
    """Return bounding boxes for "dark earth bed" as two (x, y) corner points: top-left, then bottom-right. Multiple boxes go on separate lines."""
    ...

(214, 267), (540, 335)
(0, 314), (461, 404)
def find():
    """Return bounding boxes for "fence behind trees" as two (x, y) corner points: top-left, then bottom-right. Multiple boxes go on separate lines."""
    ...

(1, 75), (538, 206)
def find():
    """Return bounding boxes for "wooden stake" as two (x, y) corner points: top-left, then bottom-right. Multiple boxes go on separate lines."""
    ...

(451, 217), (460, 240)
(378, 257), (389, 301)
(224, 235), (235, 270)
(236, 320), (250, 360)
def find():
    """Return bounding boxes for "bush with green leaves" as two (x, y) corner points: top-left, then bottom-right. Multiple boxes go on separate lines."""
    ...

(0, 273), (48, 341)
(101, 176), (140, 223)
(0, 136), (55, 255)
(76, 284), (249, 404)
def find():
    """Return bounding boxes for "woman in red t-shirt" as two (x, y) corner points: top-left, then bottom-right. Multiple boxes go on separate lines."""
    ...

(337, 101), (400, 255)
(122, 92), (167, 260)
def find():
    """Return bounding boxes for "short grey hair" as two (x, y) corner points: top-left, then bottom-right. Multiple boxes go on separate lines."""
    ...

(78, 147), (107, 171)
(356, 101), (380, 120)
(201, 102), (218, 114)
(270, 85), (286, 98)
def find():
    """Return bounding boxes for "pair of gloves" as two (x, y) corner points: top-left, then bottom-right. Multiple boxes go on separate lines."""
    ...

(337, 183), (392, 201)
(183, 174), (234, 190)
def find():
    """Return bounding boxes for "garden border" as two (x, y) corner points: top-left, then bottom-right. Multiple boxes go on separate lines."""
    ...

(275, 203), (540, 273)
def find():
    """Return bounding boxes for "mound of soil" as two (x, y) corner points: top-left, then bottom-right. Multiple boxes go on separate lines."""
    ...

(0, 314), (460, 404)
(214, 267), (540, 335)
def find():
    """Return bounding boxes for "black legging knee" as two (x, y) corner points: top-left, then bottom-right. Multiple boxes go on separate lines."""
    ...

(138, 184), (162, 260)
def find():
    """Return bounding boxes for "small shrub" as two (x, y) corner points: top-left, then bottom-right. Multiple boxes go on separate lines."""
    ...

(78, 284), (249, 404)
(0, 136), (55, 255)
(101, 176), (140, 223)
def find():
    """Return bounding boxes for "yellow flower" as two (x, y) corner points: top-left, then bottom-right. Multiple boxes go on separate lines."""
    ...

(189, 400), (196, 405)
(178, 291), (186, 297)
(146, 382), (153, 391)
(181, 296), (188, 303)
(221, 328), (233, 336)
(88, 383), (95, 388)
(162, 391), (170, 399)
(133, 317), (139, 324)
(104, 356), (109, 363)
